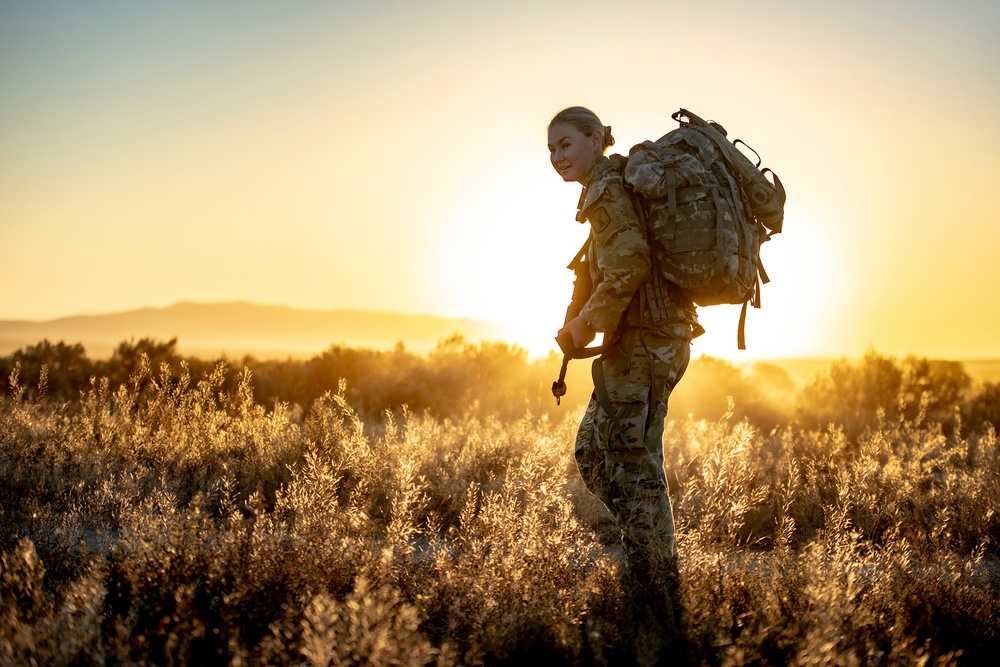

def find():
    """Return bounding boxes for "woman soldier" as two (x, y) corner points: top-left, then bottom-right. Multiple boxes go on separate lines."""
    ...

(547, 106), (699, 652)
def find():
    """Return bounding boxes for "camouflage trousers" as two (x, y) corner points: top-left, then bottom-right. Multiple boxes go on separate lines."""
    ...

(574, 325), (691, 562)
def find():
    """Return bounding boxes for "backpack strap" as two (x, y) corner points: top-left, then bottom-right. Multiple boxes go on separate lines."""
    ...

(665, 168), (678, 240)
(736, 273), (763, 350)
(738, 301), (749, 350)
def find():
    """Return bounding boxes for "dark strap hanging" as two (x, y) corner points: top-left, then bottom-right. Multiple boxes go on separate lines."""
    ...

(591, 355), (631, 447)
(551, 356), (569, 405)
(550, 330), (631, 446)
(551, 331), (606, 404)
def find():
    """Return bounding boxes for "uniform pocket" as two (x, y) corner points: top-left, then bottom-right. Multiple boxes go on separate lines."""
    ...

(600, 380), (651, 452)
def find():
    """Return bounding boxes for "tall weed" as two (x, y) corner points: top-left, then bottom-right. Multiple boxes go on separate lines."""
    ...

(0, 354), (997, 665)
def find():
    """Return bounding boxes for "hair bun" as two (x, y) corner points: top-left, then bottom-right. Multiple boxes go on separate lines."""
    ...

(604, 125), (615, 148)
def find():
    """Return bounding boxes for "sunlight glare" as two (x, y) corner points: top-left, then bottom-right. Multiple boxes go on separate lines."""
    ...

(431, 156), (588, 357)
(692, 202), (847, 360)
(430, 155), (845, 362)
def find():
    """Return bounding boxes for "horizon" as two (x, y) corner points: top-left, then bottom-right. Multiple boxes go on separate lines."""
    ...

(3, 1), (999, 361)
(0, 299), (498, 324)
(4, 301), (1000, 369)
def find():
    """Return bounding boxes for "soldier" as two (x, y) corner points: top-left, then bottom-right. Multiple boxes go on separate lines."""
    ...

(548, 106), (700, 657)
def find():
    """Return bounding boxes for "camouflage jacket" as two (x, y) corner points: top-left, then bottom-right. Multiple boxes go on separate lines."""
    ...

(574, 155), (698, 337)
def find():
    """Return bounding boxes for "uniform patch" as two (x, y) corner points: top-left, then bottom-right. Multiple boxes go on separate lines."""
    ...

(590, 206), (611, 233)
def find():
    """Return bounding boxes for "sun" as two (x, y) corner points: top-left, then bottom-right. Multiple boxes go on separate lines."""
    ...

(428, 155), (590, 358)
(428, 149), (837, 362)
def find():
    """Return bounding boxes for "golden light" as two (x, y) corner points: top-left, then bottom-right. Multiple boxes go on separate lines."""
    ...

(429, 152), (590, 358)
(690, 202), (848, 361)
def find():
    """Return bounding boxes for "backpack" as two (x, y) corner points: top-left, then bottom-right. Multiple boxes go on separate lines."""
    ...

(622, 109), (785, 349)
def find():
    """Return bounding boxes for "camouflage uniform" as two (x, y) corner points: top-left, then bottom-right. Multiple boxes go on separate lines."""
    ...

(570, 155), (699, 565)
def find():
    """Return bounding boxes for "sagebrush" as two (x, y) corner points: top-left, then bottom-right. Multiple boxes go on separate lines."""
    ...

(1, 349), (998, 665)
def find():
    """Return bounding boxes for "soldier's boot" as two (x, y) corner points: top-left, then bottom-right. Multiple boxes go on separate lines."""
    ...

(622, 541), (689, 667)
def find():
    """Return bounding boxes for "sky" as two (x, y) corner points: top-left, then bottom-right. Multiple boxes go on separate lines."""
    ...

(1, 0), (998, 360)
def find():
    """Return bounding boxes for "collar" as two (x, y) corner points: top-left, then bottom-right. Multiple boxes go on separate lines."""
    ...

(583, 155), (613, 191)
(576, 155), (612, 218)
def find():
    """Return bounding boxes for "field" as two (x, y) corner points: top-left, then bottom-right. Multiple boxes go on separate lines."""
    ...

(1, 339), (999, 665)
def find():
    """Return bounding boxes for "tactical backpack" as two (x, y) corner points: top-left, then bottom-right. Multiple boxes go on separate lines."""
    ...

(623, 108), (785, 349)
(552, 109), (786, 408)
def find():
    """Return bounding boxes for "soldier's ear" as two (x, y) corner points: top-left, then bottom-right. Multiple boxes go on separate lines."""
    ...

(590, 130), (603, 153)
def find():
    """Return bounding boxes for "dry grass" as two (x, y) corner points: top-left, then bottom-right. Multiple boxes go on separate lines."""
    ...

(1, 357), (998, 665)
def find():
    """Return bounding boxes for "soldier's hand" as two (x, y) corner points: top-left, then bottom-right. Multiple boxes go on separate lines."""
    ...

(558, 316), (597, 350)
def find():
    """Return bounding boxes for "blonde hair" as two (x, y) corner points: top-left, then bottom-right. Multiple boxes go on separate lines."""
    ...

(549, 106), (615, 152)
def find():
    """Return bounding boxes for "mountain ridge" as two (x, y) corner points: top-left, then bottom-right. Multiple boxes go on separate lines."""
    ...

(0, 302), (507, 359)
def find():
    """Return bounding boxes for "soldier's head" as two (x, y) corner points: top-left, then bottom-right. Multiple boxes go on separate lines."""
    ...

(547, 106), (615, 183)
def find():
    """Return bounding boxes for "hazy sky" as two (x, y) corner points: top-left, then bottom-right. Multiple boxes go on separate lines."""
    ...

(2, 0), (998, 359)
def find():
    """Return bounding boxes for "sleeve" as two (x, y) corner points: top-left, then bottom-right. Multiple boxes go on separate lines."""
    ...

(578, 177), (650, 332)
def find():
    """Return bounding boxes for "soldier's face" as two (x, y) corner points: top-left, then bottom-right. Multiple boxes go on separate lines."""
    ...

(547, 123), (602, 183)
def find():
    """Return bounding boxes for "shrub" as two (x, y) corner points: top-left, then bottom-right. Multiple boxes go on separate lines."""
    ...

(1, 346), (998, 664)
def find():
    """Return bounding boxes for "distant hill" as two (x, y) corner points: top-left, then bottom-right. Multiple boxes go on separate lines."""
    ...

(738, 357), (1000, 388)
(0, 302), (507, 359)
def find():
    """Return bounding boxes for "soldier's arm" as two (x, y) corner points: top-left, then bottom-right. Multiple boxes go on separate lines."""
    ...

(579, 180), (650, 332)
